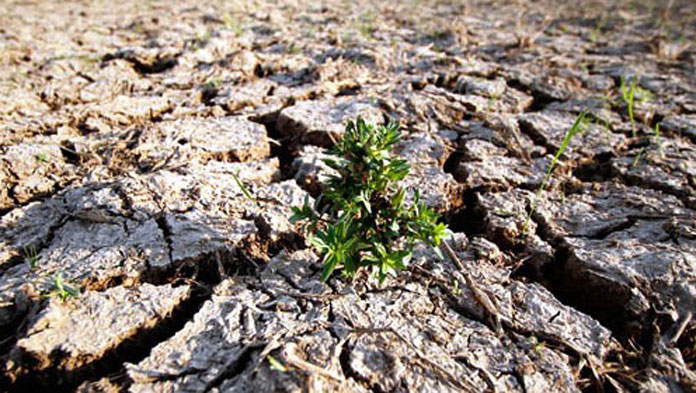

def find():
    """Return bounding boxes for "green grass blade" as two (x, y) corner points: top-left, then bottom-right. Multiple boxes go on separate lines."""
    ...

(523, 111), (587, 235)
(654, 123), (664, 157)
(231, 171), (256, 202)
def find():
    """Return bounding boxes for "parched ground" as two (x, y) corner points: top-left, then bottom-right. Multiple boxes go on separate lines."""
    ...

(1, 0), (695, 392)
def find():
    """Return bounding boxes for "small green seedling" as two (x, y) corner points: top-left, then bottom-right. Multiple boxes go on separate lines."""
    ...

(43, 273), (80, 301)
(35, 153), (50, 163)
(620, 76), (637, 138)
(291, 117), (449, 283)
(231, 170), (256, 203)
(654, 123), (664, 157)
(590, 16), (604, 43)
(523, 111), (588, 235)
(23, 246), (39, 270)
(452, 279), (462, 296)
(223, 14), (244, 36)
(268, 355), (287, 372)
(632, 147), (645, 167)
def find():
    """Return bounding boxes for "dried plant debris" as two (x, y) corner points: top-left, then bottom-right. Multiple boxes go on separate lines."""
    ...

(1, 0), (696, 391)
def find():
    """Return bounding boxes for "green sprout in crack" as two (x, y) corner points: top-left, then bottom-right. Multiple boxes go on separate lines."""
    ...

(620, 75), (638, 138)
(452, 279), (462, 296)
(231, 170), (256, 203)
(223, 14), (244, 37)
(291, 117), (449, 284)
(43, 273), (80, 301)
(654, 123), (664, 157)
(35, 153), (50, 163)
(267, 355), (287, 372)
(590, 15), (605, 43)
(523, 111), (588, 235)
(23, 246), (40, 270)
(632, 147), (645, 168)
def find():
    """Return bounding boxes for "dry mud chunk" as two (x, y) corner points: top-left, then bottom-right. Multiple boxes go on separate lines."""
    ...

(79, 59), (146, 102)
(13, 217), (169, 287)
(0, 188), (172, 329)
(0, 199), (64, 271)
(534, 182), (691, 240)
(11, 284), (190, 375)
(127, 252), (333, 393)
(277, 97), (383, 146)
(164, 208), (257, 263)
(419, 237), (611, 362)
(251, 181), (310, 250)
(545, 99), (623, 127)
(505, 67), (573, 102)
(104, 47), (179, 74)
(404, 165), (463, 213)
(458, 120), (543, 159)
(518, 111), (626, 160)
(123, 159), (278, 216)
(533, 183), (696, 336)
(454, 154), (560, 191)
(455, 76), (507, 98)
(80, 94), (172, 125)
(610, 138), (696, 206)
(200, 159), (280, 186)
(127, 248), (592, 392)
(395, 134), (463, 213)
(394, 133), (450, 166)
(556, 237), (696, 338)
(211, 79), (278, 112)
(660, 115), (696, 142)
(0, 143), (69, 206)
(138, 116), (270, 167)
(332, 272), (597, 391)
(120, 170), (198, 215)
(473, 190), (554, 273)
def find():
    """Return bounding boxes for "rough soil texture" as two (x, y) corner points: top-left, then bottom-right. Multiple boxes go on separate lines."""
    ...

(1, 0), (695, 392)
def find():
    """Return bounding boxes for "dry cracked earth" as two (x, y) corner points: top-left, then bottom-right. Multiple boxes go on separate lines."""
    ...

(1, 0), (695, 392)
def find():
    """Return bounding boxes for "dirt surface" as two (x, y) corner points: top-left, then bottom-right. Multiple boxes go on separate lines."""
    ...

(1, 0), (695, 392)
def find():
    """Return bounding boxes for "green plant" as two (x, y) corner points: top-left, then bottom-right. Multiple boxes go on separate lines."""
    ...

(35, 153), (50, 163)
(23, 246), (39, 270)
(291, 117), (449, 283)
(43, 273), (80, 301)
(523, 112), (588, 235)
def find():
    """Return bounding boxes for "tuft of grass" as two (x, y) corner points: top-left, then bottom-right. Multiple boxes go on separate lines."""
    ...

(23, 246), (39, 270)
(523, 111), (588, 235)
